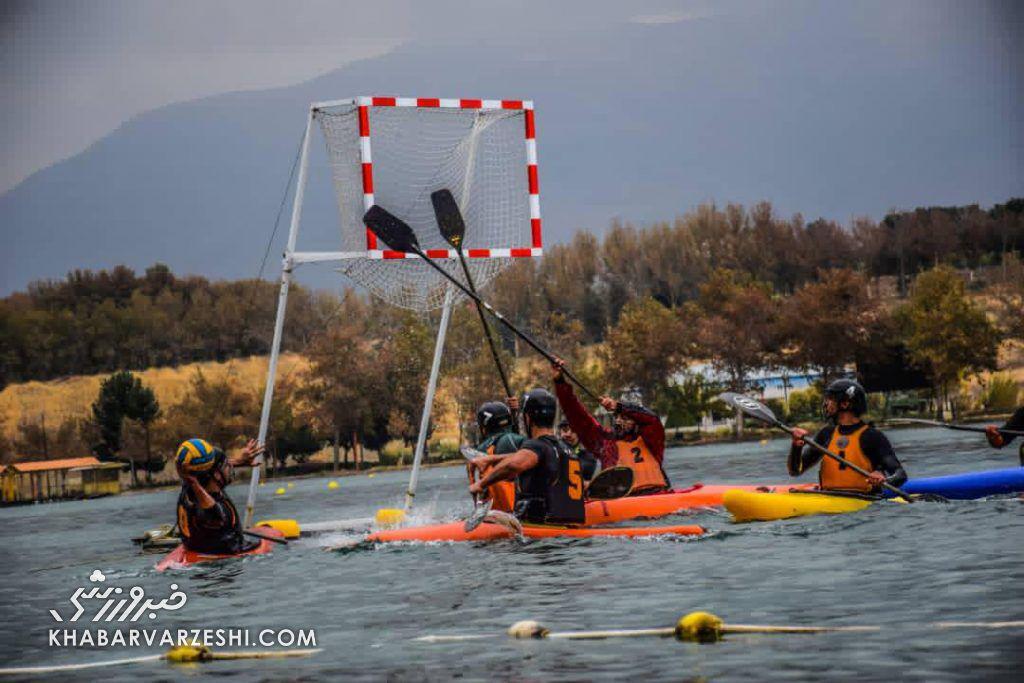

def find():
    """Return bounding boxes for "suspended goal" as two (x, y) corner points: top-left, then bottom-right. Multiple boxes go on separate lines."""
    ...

(244, 97), (542, 526)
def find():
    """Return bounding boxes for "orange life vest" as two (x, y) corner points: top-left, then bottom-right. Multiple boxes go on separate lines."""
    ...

(615, 436), (669, 493)
(820, 424), (874, 492)
(464, 443), (517, 512)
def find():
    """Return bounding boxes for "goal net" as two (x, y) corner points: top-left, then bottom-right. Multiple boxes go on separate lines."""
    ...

(314, 97), (541, 311)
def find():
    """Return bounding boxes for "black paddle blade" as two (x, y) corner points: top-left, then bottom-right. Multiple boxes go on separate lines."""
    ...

(717, 392), (780, 426)
(431, 189), (466, 249)
(586, 466), (634, 500)
(363, 205), (421, 253)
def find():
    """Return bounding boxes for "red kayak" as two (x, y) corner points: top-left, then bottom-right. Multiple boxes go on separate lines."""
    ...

(583, 482), (813, 525)
(366, 521), (705, 544)
(155, 528), (283, 571)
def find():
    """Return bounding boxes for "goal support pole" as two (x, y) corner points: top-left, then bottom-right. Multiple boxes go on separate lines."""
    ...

(244, 109), (313, 528)
(404, 285), (455, 510)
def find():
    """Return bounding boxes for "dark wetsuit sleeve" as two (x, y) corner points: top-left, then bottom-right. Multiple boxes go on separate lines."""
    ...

(861, 429), (907, 487)
(194, 500), (230, 529)
(998, 407), (1024, 446)
(555, 379), (612, 465)
(788, 426), (830, 476)
(618, 402), (665, 462)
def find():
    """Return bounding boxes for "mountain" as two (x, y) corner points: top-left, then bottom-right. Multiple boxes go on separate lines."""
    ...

(2, 5), (1020, 295)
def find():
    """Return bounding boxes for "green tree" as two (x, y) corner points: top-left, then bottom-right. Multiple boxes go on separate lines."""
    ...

(900, 266), (1001, 419)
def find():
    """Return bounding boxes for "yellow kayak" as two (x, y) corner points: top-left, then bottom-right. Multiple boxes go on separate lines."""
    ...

(723, 489), (874, 523)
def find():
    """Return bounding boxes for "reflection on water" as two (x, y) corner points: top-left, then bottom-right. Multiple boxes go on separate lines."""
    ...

(0, 426), (1021, 680)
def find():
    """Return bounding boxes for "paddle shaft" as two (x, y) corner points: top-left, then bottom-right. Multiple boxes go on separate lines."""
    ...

(453, 245), (514, 398)
(403, 242), (599, 400)
(244, 529), (288, 545)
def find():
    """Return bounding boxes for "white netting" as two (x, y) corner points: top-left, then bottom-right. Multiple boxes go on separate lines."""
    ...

(316, 103), (533, 311)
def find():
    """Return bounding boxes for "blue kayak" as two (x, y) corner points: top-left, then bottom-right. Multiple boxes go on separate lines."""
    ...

(885, 467), (1024, 499)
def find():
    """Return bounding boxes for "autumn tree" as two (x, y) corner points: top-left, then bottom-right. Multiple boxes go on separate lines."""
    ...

(687, 270), (780, 435)
(162, 369), (257, 452)
(778, 269), (881, 382)
(602, 297), (689, 413)
(899, 266), (1000, 419)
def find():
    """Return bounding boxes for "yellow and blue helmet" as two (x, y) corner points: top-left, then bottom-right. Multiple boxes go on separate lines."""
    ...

(176, 438), (222, 475)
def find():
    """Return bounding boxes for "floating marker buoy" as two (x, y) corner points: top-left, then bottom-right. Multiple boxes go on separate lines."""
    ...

(287, 482), (295, 489)
(368, 473), (376, 478)
(508, 620), (549, 639)
(328, 481), (340, 490)
(675, 611), (724, 642)
(275, 487), (286, 495)
(256, 519), (301, 538)
(375, 508), (406, 528)
(759, 439), (768, 446)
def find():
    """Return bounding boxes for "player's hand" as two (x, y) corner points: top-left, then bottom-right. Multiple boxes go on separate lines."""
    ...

(791, 427), (809, 448)
(550, 358), (566, 382)
(866, 470), (886, 488)
(985, 425), (1005, 448)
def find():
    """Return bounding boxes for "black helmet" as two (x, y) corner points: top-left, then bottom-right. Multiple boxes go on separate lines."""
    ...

(476, 401), (513, 436)
(521, 388), (557, 428)
(823, 378), (868, 417)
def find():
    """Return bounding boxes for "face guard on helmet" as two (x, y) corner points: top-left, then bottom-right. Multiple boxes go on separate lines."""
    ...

(821, 379), (868, 419)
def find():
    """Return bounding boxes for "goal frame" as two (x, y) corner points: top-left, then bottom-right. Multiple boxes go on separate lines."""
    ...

(244, 96), (543, 525)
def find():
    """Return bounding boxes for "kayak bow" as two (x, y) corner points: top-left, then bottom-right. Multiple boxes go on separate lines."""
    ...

(155, 527), (284, 571)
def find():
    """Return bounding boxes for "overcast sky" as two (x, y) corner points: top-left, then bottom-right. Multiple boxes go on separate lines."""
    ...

(0, 0), (707, 194)
(2, 0), (1020, 196)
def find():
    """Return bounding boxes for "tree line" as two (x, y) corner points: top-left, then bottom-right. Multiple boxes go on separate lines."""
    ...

(1, 198), (1021, 469)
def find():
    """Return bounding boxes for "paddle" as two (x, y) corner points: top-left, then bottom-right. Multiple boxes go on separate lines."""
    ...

(463, 497), (493, 533)
(586, 467), (634, 500)
(363, 204), (599, 401)
(244, 528), (289, 545)
(432, 189), (515, 404)
(717, 392), (930, 503)
(893, 417), (1024, 437)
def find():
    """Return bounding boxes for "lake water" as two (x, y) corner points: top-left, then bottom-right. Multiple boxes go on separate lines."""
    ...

(1, 426), (1021, 681)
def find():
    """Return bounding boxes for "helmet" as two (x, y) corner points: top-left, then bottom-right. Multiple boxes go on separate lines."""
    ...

(522, 388), (557, 428)
(476, 401), (513, 436)
(176, 438), (223, 477)
(823, 379), (868, 417)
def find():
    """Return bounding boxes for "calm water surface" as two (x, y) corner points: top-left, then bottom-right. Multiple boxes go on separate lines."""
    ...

(1, 426), (1021, 681)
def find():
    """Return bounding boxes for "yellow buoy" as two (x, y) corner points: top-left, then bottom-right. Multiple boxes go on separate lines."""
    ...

(759, 439), (768, 446)
(327, 481), (340, 490)
(368, 473), (376, 478)
(275, 487), (286, 495)
(675, 611), (724, 642)
(287, 482), (295, 489)
(256, 519), (301, 538)
(165, 645), (211, 663)
(375, 508), (406, 528)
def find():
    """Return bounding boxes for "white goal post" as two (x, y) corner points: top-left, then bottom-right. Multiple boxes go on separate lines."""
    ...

(244, 96), (542, 526)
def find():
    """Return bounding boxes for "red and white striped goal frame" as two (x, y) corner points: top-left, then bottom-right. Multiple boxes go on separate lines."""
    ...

(313, 96), (542, 260)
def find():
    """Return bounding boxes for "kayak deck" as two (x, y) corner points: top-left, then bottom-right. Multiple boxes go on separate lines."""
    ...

(723, 489), (874, 523)
(583, 482), (813, 525)
(155, 528), (283, 571)
(365, 521), (705, 544)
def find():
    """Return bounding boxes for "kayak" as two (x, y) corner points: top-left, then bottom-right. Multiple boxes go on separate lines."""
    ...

(888, 467), (1024, 500)
(724, 467), (1024, 522)
(155, 528), (283, 571)
(583, 482), (814, 525)
(365, 521), (705, 544)
(723, 489), (874, 523)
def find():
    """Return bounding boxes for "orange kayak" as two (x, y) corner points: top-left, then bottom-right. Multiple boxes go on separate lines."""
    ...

(155, 528), (283, 571)
(583, 482), (813, 525)
(366, 521), (705, 544)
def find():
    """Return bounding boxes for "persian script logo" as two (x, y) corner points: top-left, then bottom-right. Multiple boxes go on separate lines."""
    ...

(49, 570), (187, 623)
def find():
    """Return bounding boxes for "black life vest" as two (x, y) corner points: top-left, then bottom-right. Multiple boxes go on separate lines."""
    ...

(514, 435), (585, 525)
(176, 486), (250, 554)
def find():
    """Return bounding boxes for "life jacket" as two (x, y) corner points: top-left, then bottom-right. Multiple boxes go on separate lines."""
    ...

(176, 486), (248, 554)
(615, 436), (669, 494)
(514, 435), (585, 525)
(467, 431), (522, 513)
(820, 424), (874, 492)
